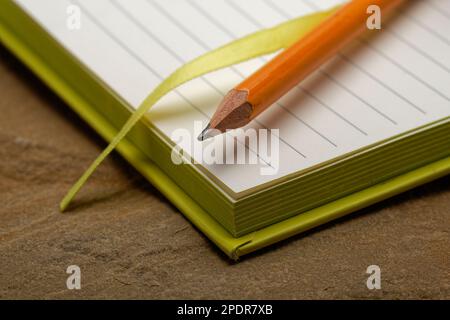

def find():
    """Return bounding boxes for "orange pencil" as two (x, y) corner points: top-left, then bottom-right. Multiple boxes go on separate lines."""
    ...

(199, 0), (405, 140)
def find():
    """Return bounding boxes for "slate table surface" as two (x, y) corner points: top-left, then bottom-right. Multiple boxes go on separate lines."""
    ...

(0, 45), (448, 299)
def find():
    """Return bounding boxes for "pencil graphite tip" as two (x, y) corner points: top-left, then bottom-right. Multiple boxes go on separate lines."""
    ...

(197, 123), (220, 141)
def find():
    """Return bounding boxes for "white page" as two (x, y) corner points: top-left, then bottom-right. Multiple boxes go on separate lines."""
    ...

(14, 0), (450, 193)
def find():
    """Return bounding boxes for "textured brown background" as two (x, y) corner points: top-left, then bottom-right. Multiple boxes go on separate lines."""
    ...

(0, 45), (449, 299)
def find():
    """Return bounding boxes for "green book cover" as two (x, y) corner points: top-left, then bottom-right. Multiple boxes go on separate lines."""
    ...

(1, 0), (449, 259)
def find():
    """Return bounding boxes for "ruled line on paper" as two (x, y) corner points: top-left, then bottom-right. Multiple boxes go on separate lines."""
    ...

(399, 8), (450, 46)
(336, 53), (427, 115)
(68, 1), (187, 106)
(109, 0), (309, 160)
(266, 0), (428, 116)
(109, 0), (308, 159)
(301, 0), (450, 102)
(183, 0), (344, 146)
(258, 5), (404, 127)
(72, 0), (285, 165)
(386, 28), (450, 74)
(152, 1), (394, 146)
(360, 37), (450, 102)
(298, 0), (449, 114)
(228, 0), (400, 125)
(219, 0), (371, 134)
(187, 0), (368, 138)
(427, 0), (450, 20)
(144, 0), (339, 149)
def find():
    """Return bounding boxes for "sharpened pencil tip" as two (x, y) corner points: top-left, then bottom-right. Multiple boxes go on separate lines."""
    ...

(198, 123), (220, 141)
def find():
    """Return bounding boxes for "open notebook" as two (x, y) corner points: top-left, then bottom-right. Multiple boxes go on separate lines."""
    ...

(1, 0), (449, 258)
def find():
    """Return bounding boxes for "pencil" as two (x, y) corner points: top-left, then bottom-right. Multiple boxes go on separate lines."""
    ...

(199, 0), (405, 141)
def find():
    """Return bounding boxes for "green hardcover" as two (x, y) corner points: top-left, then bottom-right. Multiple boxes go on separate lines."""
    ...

(1, 0), (448, 259)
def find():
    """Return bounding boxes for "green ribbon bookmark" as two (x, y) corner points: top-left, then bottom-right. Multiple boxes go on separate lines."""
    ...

(60, 7), (338, 211)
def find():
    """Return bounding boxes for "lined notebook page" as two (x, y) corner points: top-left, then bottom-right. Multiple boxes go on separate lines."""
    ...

(15, 0), (450, 193)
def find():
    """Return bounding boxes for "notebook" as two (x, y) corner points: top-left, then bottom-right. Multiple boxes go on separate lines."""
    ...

(1, 0), (449, 259)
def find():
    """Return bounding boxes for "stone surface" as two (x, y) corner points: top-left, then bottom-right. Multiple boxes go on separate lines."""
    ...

(0, 45), (448, 299)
